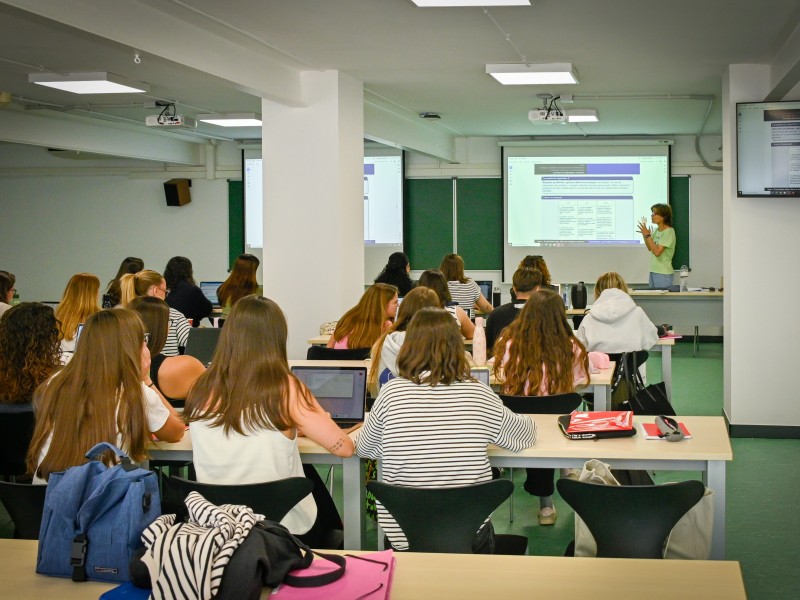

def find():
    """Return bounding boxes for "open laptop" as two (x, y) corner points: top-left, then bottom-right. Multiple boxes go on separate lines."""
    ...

(475, 280), (493, 303)
(183, 328), (221, 366)
(291, 365), (367, 429)
(199, 281), (224, 308)
(471, 367), (491, 387)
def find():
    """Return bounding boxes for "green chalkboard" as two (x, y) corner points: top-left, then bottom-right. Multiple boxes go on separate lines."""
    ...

(227, 180), (244, 268)
(404, 178), (454, 270)
(669, 176), (691, 270)
(455, 178), (503, 270)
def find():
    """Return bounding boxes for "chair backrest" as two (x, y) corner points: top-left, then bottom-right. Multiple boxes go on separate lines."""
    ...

(183, 327), (222, 365)
(162, 476), (314, 523)
(0, 481), (47, 539)
(556, 478), (706, 558)
(0, 410), (35, 477)
(498, 392), (583, 415)
(366, 479), (514, 553)
(306, 346), (371, 360)
(607, 351), (650, 371)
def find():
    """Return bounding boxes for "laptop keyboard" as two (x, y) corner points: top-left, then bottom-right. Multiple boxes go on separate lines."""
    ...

(336, 421), (361, 430)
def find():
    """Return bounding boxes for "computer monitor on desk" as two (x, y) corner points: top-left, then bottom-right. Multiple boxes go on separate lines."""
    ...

(199, 281), (223, 308)
(475, 280), (492, 303)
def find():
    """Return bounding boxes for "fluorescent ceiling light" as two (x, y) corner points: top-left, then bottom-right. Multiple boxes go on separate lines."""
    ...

(197, 113), (262, 127)
(413, 1), (530, 5)
(567, 109), (599, 122)
(486, 63), (578, 85)
(28, 72), (149, 94)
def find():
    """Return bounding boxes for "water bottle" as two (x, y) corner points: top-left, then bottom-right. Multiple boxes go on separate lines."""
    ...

(492, 286), (502, 308)
(562, 284), (570, 309)
(473, 317), (487, 366)
(680, 265), (689, 292)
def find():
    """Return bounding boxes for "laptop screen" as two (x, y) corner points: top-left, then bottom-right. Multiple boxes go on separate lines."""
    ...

(471, 367), (491, 387)
(475, 280), (492, 302)
(199, 281), (224, 307)
(291, 366), (367, 422)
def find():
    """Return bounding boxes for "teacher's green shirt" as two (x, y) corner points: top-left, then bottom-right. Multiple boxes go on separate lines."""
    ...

(650, 227), (676, 274)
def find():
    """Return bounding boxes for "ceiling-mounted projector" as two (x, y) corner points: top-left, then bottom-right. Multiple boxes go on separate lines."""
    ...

(145, 115), (197, 128)
(528, 109), (567, 124)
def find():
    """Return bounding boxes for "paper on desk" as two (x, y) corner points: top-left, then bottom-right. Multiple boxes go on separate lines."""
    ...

(271, 550), (396, 600)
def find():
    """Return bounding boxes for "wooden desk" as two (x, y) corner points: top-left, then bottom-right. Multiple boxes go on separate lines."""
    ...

(630, 291), (723, 355)
(308, 333), (475, 348)
(487, 414), (732, 560)
(0, 540), (746, 600)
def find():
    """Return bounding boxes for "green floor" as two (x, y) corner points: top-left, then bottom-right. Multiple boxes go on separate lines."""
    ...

(320, 342), (799, 600)
(4, 342), (798, 598)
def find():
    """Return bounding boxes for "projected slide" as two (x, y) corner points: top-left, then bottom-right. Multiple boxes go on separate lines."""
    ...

(507, 155), (668, 246)
(244, 157), (263, 248)
(364, 155), (402, 245)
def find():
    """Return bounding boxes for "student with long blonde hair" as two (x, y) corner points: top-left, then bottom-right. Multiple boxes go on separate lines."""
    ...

(55, 273), (100, 364)
(493, 288), (589, 526)
(120, 270), (190, 356)
(357, 308), (536, 552)
(369, 286), (440, 384)
(184, 295), (354, 537)
(27, 308), (184, 483)
(217, 254), (261, 317)
(327, 283), (398, 349)
(129, 296), (206, 408)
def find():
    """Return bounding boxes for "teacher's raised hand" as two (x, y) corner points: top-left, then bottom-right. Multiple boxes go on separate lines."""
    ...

(637, 217), (651, 237)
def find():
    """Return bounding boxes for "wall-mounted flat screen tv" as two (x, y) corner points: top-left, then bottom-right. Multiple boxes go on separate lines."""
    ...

(737, 100), (800, 197)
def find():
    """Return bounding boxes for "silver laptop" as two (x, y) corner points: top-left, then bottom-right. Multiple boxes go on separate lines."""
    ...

(199, 281), (224, 308)
(291, 365), (367, 428)
(471, 367), (491, 387)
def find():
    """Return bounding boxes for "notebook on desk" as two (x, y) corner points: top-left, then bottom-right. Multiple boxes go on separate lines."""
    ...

(291, 365), (367, 429)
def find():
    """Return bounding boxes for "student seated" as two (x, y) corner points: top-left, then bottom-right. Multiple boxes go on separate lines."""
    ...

(327, 283), (398, 350)
(493, 289), (589, 526)
(417, 269), (475, 339)
(120, 270), (191, 356)
(164, 256), (213, 326)
(184, 295), (355, 537)
(575, 271), (659, 353)
(356, 307), (536, 552)
(485, 267), (542, 350)
(370, 286), (440, 384)
(373, 251), (415, 297)
(129, 296), (206, 408)
(27, 308), (185, 484)
(104, 257), (144, 308)
(55, 273), (101, 364)
(439, 253), (493, 317)
(217, 254), (262, 318)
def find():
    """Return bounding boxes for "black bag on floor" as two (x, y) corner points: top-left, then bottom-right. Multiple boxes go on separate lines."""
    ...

(615, 351), (676, 416)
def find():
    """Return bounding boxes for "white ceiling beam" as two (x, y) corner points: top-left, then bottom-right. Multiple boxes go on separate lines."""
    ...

(0, 106), (201, 164)
(766, 19), (800, 100)
(0, 0), (305, 106)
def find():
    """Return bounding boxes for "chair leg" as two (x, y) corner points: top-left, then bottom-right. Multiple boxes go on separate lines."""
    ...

(508, 467), (514, 523)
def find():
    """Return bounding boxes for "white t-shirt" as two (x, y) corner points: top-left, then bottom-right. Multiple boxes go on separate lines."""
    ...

(190, 418), (317, 534)
(34, 382), (171, 484)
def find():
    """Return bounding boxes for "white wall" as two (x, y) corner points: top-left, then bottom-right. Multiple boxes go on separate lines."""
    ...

(0, 150), (230, 302)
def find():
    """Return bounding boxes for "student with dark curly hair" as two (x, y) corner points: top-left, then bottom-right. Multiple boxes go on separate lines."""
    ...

(164, 256), (212, 326)
(373, 252), (414, 297)
(0, 302), (61, 406)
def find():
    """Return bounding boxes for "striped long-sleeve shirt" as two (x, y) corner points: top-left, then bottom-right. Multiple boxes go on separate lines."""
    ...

(355, 377), (536, 550)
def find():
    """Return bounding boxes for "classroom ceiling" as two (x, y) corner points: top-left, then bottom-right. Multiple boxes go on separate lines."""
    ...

(0, 0), (799, 152)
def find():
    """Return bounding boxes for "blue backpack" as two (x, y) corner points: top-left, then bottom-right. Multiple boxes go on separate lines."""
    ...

(36, 442), (161, 583)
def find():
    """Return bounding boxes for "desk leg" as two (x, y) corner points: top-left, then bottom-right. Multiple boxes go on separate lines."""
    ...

(594, 382), (608, 411)
(662, 345), (673, 402)
(705, 460), (726, 560)
(341, 456), (365, 550)
(693, 326), (699, 356)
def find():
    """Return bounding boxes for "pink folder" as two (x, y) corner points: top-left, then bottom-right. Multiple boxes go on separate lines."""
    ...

(270, 550), (396, 600)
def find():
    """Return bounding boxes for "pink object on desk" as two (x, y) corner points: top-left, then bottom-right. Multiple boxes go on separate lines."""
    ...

(588, 351), (610, 372)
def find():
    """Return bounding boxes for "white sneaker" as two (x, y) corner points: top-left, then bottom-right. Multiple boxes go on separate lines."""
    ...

(538, 506), (557, 525)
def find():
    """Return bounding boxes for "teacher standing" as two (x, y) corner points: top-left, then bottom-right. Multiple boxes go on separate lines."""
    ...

(638, 203), (675, 289)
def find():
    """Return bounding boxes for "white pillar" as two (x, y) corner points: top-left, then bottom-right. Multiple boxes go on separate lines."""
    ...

(261, 71), (365, 358)
(722, 65), (800, 429)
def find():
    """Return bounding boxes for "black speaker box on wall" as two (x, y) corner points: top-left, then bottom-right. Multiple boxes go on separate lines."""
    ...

(164, 179), (192, 206)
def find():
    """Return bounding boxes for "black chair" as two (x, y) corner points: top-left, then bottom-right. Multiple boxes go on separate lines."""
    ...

(183, 327), (222, 366)
(0, 481), (47, 539)
(162, 475), (313, 524)
(306, 346), (371, 360)
(0, 409), (35, 481)
(367, 479), (527, 555)
(498, 392), (583, 522)
(556, 478), (706, 559)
